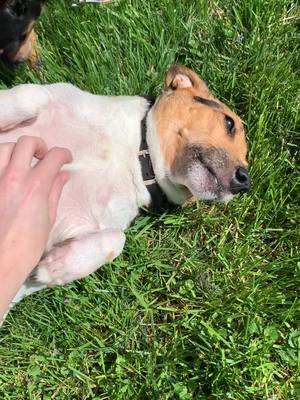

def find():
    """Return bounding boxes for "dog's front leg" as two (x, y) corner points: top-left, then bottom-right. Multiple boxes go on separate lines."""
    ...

(35, 229), (126, 286)
(0, 84), (49, 132)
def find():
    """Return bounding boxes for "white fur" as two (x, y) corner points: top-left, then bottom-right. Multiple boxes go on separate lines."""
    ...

(146, 107), (191, 205)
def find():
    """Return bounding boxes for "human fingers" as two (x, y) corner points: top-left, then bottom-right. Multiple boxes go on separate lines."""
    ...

(34, 146), (73, 190)
(47, 171), (70, 226)
(0, 142), (15, 170)
(10, 136), (48, 169)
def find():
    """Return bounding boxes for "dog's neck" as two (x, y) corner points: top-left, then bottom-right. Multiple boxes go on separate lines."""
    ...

(96, 94), (191, 209)
(141, 97), (192, 207)
(138, 97), (172, 210)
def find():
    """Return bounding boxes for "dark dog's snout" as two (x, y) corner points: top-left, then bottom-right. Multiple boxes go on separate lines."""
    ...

(230, 167), (251, 194)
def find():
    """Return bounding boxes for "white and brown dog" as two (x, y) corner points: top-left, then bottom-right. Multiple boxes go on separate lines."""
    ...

(0, 65), (250, 314)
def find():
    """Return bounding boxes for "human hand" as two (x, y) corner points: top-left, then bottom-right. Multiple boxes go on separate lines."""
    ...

(0, 136), (72, 272)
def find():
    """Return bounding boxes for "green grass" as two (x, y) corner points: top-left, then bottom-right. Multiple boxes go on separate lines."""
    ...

(0, 0), (299, 398)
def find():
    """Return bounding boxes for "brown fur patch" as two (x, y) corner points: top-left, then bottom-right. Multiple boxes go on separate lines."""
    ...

(27, 29), (40, 68)
(153, 65), (248, 171)
(106, 251), (115, 262)
(13, 21), (36, 62)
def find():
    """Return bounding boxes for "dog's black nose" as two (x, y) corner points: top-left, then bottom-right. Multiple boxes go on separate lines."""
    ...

(230, 167), (251, 194)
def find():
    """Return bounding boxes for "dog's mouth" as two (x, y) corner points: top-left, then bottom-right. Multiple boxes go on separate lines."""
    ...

(172, 145), (231, 201)
(171, 144), (250, 202)
(186, 161), (231, 201)
(187, 161), (251, 202)
(202, 163), (222, 190)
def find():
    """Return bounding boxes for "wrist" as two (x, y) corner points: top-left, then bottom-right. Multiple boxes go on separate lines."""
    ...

(0, 243), (35, 322)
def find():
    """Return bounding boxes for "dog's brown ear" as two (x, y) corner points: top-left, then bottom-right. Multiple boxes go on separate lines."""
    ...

(165, 65), (210, 95)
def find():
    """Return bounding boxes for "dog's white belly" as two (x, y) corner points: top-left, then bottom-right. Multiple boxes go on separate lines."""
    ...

(0, 99), (138, 247)
(48, 169), (138, 249)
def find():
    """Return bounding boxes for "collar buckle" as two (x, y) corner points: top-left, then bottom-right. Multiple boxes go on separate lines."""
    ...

(138, 149), (150, 158)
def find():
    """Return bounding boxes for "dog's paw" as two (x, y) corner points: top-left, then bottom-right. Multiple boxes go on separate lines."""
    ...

(35, 230), (126, 286)
(35, 245), (71, 286)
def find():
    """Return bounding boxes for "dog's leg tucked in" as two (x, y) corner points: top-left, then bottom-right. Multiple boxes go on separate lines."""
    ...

(35, 229), (126, 285)
(0, 84), (49, 131)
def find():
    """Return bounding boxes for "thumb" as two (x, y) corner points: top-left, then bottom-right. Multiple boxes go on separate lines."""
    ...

(48, 171), (70, 226)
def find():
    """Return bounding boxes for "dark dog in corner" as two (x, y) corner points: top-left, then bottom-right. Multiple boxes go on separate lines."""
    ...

(0, 0), (45, 66)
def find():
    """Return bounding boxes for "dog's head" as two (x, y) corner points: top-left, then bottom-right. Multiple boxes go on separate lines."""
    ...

(0, 0), (44, 63)
(151, 65), (250, 202)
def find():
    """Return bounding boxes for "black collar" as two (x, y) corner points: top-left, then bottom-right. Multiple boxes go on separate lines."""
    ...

(139, 96), (174, 211)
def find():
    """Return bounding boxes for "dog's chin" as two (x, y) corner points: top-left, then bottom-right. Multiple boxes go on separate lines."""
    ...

(189, 187), (233, 202)
(186, 164), (233, 203)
